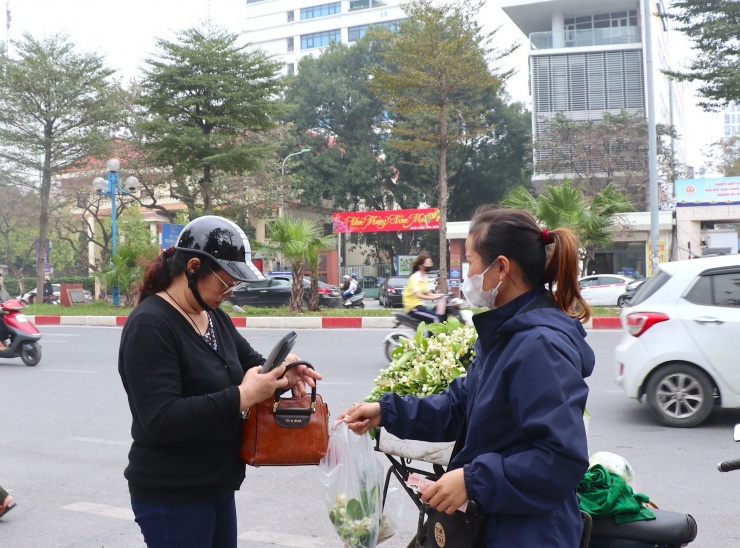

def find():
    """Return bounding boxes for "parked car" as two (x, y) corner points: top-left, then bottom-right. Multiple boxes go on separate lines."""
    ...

(615, 254), (740, 427)
(578, 274), (634, 307)
(622, 278), (646, 305)
(378, 275), (409, 308)
(226, 276), (341, 308)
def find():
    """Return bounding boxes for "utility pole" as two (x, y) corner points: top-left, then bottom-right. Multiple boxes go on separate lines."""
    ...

(643, 0), (660, 276)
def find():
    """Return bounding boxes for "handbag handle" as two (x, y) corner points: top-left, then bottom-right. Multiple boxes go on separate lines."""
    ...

(272, 360), (318, 413)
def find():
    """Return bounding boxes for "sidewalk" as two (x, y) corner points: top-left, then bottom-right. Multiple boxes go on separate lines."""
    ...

(25, 315), (622, 330)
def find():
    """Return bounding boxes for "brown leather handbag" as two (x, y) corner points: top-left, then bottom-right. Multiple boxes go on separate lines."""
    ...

(240, 361), (329, 467)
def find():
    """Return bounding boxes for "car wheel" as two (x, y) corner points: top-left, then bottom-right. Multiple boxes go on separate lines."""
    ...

(617, 295), (628, 308)
(645, 363), (715, 427)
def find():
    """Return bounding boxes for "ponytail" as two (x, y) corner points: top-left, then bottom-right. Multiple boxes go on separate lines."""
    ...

(542, 228), (590, 322)
(138, 247), (190, 304)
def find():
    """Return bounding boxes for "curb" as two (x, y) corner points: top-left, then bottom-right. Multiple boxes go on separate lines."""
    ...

(24, 315), (623, 330)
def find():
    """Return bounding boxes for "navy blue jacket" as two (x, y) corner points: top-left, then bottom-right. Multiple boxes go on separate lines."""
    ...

(380, 287), (594, 546)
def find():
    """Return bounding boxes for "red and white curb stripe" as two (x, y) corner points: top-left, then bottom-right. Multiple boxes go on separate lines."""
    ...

(25, 315), (622, 330)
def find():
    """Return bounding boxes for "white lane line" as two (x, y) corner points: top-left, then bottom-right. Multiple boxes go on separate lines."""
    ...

(62, 502), (134, 521)
(43, 369), (97, 373)
(238, 531), (340, 547)
(72, 437), (131, 447)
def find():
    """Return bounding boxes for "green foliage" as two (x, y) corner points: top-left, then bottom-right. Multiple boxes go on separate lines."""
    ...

(502, 181), (633, 275)
(663, 1), (740, 109)
(328, 486), (379, 547)
(136, 24), (285, 218)
(366, 318), (477, 402)
(0, 32), (120, 298)
(94, 242), (159, 307)
(368, 0), (513, 290)
(254, 214), (333, 313)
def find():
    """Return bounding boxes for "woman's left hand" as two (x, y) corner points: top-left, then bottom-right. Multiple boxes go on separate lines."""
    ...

(420, 468), (468, 514)
(281, 353), (322, 397)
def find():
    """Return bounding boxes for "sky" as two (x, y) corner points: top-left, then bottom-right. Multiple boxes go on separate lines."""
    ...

(7, 0), (723, 174)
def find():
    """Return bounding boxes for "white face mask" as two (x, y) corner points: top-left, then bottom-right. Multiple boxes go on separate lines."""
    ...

(462, 263), (503, 309)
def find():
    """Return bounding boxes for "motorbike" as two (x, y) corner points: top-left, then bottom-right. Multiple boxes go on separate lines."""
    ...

(343, 292), (366, 309)
(0, 298), (43, 366)
(382, 295), (473, 362)
(18, 289), (59, 305)
(718, 423), (740, 473)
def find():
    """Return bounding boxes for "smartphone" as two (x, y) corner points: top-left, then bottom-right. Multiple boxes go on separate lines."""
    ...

(261, 331), (297, 373)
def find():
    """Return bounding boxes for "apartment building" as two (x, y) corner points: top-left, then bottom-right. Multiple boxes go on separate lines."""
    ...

(501, 0), (685, 184)
(244, 0), (406, 74)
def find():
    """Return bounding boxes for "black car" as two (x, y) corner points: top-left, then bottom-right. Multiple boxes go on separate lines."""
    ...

(226, 276), (342, 308)
(622, 278), (646, 306)
(378, 275), (409, 308)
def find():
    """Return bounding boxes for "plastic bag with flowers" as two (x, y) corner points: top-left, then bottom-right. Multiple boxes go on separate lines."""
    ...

(366, 318), (478, 402)
(320, 422), (384, 548)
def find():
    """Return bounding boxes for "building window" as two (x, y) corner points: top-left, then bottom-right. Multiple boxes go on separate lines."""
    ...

(287, 10), (294, 22)
(348, 20), (402, 42)
(349, 0), (386, 11)
(246, 0), (268, 3)
(287, 63), (295, 75)
(287, 37), (294, 52)
(301, 29), (341, 50)
(301, 2), (341, 20)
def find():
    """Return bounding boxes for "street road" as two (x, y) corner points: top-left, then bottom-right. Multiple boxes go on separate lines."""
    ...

(0, 326), (737, 547)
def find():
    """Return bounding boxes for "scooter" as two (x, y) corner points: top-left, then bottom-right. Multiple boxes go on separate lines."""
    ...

(343, 292), (366, 309)
(0, 299), (43, 366)
(382, 295), (473, 362)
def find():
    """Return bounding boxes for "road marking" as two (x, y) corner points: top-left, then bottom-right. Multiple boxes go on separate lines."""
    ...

(72, 437), (130, 447)
(63, 502), (134, 521)
(238, 531), (340, 547)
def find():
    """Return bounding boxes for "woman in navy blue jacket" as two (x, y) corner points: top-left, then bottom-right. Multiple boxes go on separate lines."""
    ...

(341, 207), (594, 546)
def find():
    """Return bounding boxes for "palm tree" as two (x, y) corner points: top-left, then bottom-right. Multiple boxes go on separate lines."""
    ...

(94, 242), (159, 307)
(304, 233), (338, 311)
(502, 180), (633, 275)
(255, 214), (334, 313)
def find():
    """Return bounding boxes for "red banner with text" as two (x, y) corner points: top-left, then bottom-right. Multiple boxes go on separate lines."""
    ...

(332, 208), (440, 233)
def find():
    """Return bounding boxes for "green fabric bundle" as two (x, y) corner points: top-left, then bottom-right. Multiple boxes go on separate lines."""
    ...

(578, 464), (655, 524)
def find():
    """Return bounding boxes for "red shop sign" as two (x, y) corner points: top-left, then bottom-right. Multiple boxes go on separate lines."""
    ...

(332, 208), (440, 233)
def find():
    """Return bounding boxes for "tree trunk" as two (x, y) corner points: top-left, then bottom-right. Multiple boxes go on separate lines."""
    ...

(290, 260), (304, 313)
(308, 273), (319, 311)
(37, 141), (53, 303)
(438, 108), (449, 293)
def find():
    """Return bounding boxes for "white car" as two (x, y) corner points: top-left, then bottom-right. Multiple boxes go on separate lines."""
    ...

(615, 254), (740, 427)
(578, 274), (634, 307)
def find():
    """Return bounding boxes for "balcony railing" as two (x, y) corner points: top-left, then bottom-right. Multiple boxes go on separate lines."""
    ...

(531, 27), (641, 50)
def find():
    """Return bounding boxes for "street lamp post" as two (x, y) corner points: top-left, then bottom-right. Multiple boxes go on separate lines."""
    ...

(276, 148), (311, 270)
(92, 158), (139, 306)
(279, 148), (312, 218)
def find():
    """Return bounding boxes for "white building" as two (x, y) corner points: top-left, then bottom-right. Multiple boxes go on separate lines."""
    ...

(723, 102), (740, 138)
(501, 0), (685, 184)
(244, 0), (407, 74)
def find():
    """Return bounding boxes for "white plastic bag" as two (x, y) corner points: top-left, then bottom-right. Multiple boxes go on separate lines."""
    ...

(320, 423), (384, 548)
(589, 451), (636, 488)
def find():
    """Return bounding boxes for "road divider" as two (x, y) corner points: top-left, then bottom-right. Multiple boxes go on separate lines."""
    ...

(24, 315), (621, 330)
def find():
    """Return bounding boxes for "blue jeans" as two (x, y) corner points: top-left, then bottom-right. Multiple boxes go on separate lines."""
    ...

(131, 493), (237, 548)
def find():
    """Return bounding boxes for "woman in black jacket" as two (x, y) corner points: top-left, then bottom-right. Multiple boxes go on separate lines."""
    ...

(119, 216), (321, 548)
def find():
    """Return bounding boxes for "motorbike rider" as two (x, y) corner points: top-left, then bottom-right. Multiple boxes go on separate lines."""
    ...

(402, 253), (446, 323)
(42, 278), (54, 303)
(342, 273), (359, 305)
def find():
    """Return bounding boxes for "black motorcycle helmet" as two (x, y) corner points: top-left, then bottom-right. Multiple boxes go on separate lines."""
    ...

(176, 216), (264, 283)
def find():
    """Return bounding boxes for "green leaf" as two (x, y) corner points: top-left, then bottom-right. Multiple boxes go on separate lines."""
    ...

(347, 498), (364, 521)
